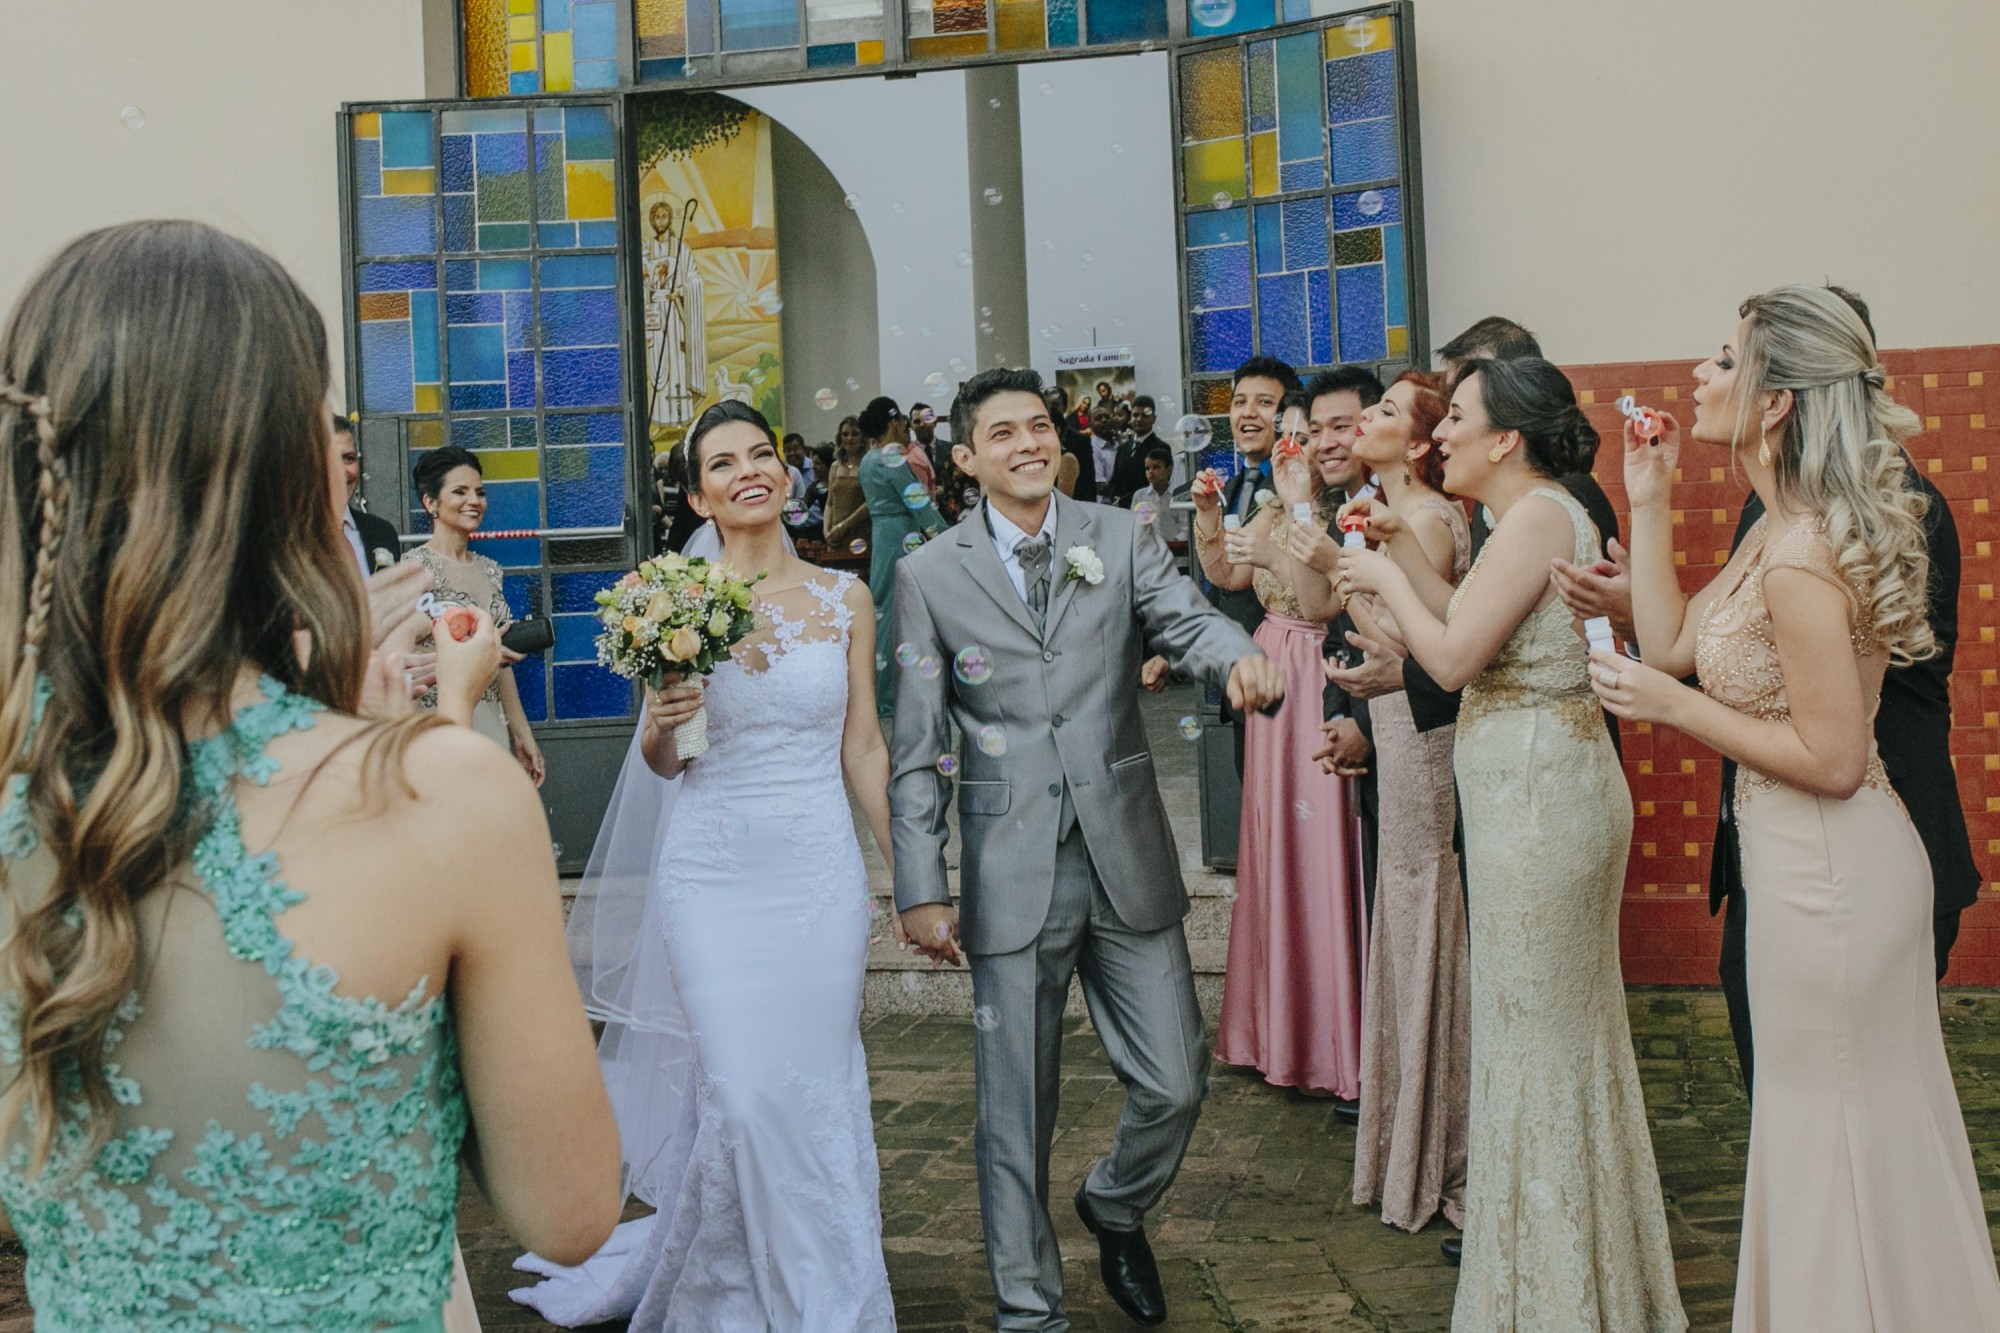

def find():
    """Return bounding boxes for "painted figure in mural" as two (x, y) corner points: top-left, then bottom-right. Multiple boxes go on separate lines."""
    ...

(644, 198), (706, 431)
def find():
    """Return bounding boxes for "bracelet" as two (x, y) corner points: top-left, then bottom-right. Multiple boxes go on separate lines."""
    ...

(1194, 521), (1223, 546)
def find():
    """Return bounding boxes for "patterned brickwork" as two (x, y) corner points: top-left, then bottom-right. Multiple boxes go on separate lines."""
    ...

(1563, 345), (2000, 985)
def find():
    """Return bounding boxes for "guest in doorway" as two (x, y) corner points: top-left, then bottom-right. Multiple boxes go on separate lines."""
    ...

(822, 414), (871, 555)
(858, 396), (945, 716)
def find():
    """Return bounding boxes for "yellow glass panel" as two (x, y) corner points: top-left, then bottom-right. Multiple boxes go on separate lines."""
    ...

(464, 0), (510, 97)
(636, 0), (681, 37)
(995, 0), (1047, 50)
(856, 39), (884, 62)
(409, 419), (446, 448)
(1386, 326), (1408, 358)
(1178, 48), (1243, 143)
(543, 30), (574, 90)
(351, 112), (381, 139)
(1249, 131), (1277, 196)
(509, 38), (539, 71)
(909, 32), (991, 58)
(1181, 138), (1246, 208)
(381, 168), (437, 195)
(1325, 15), (1391, 60)
(473, 449), (540, 480)
(508, 13), (537, 40)
(414, 385), (443, 413)
(566, 161), (616, 219)
(508, 0), (535, 12)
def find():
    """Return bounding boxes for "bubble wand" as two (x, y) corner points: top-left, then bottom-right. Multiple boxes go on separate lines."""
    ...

(1616, 395), (1665, 442)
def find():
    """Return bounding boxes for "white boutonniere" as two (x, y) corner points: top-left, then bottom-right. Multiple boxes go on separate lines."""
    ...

(372, 547), (396, 571)
(1064, 544), (1105, 586)
(1254, 488), (1275, 508)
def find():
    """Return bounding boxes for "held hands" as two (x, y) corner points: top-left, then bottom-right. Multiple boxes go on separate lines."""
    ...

(897, 903), (964, 968)
(1586, 647), (1686, 726)
(1311, 716), (1372, 777)
(1621, 409), (1682, 511)
(1225, 654), (1286, 714)
(1550, 538), (1637, 644)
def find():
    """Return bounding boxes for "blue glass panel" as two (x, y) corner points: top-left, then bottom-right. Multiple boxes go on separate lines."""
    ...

(1257, 272), (1308, 368)
(1279, 0), (1308, 19)
(445, 260), (478, 292)
(509, 70), (541, 96)
(639, 57), (687, 81)
(474, 130), (530, 185)
(543, 349), (623, 407)
(511, 417), (541, 447)
(446, 293), (504, 324)
(440, 135), (474, 193)
(1336, 265), (1387, 362)
(1047, 0), (1078, 45)
(1281, 197), (1327, 270)
(1190, 308), (1253, 374)
(471, 534), (539, 566)
(1383, 224), (1406, 327)
(444, 109), (529, 134)
(578, 222), (619, 247)
(540, 288), (619, 348)
(1278, 159), (1319, 191)
(359, 261), (436, 292)
(442, 194), (475, 251)
(548, 446), (626, 526)
(505, 291), (535, 351)
(1253, 203), (1283, 273)
(553, 614), (600, 662)
(1329, 119), (1397, 185)
(573, 0), (618, 58)
(515, 659), (548, 723)
(1274, 32), (1322, 172)
(553, 569), (621, 612)
(545, 0), (572, 28)
(380, 111), (434, 169)
(354, 138), (382, 196)
(554, 663), (633, 720)
(576, 60), (619, 89)
(448, 325), (506, 383)
(538, 223), (579, 248)
(451, 383), (507, 410)
(533, 133), (566, 221)
(451, 417), (511, 448)
(1183, 208), (1247, 248)
(503, 573), (541, 620)
(406, 506), (433, 535)
(547, 412), (624, 444)
(356, 197), (436, 257)
(359, 323), (414, 413)
(721, 0), (797, 51)
(1188, 0), (1274, 38)
(1307, 268), (1332, 365)
(807, 43), (857, 67)
(411, 290), (440, 383)
(480, 259), (533, 290)
(1247, 41), (1275, 133)
(1326, 49), (1395, 123)
(540, 254), (618, 288)
(508, 351), (537, 408)
(1332, 185), (1400, 229)
(483, 479), (541, 531)
(1087, 0), (1167, 44)
(1187, 244), (1250, 309)
(479, 223), (534, 250)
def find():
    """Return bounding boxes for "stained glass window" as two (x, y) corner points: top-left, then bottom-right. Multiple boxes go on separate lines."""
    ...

(347, 99), (637, 724)
(1177, 8), (1417, 415)
(464, 0), (623, 96)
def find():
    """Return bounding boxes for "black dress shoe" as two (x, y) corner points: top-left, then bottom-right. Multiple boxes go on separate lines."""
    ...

(1075, 1188), (1167, 1326)
(1440, 1235), (1462, 1266)
(1332, 1097), (1360, 1124)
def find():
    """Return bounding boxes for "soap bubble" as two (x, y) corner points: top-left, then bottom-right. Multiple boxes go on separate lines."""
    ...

(718, 813), (748, 841)
(1357, 189), (1385, 217)
(783, 499), (807, 523)
(982, 187), (1004, 206)
(1175, 414), (1214, 450)
(1038, 80), (1054, 95)
(988, 97), (1002, 110)
(845, 376), (862, 391)
(925, 371), (950, 397)
(883, 443), (907, 466)
(758, 290), (783, 314)
(1110, 141), (1124, 155)
(1038, 325), (1055, 339)
(120, 105), (147, 129)
(1191, 0), (1235, 23)
(842, 192), (859, 210)
(902, 481), (932, 509)
(956, 250), (973, 267)
(1344, 14), (1373, 47)
(1077, 302), (1091, 314)
(1079, 251), (1095, 266)
(1042, 239), (1057, 251)
(948, 356), (968, 374)
(954, 646), (994, 685)
(936, 754), (958, 776)
(978, 321), (994, 335)
(888, 323), (904, 338)
(1210, 191), (1233, 211)
(849, 537), (869, 555)
(979, 305), (993, 317)
(933, 920), (952, 940)
(1525, 1178), (1555, 1211)
(919, 323), (934, 337)
(895, 642), (921, 667)
(917, 656), (942, 679)
(976, 725), (1008, 755)
(1292, 799), (1313, 821)
(962, 487), (980, 506)
(1132, 500), (1157, 526)
(972, 1004), (1000, 1031)
(890, 200), (906, 214)
(903, 531), (925, 554)
(1178, 715), (1203, 740)
(815, 387), (839, 411)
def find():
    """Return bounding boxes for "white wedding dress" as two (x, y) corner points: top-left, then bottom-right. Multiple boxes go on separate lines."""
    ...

(513, 570), (895, 1331)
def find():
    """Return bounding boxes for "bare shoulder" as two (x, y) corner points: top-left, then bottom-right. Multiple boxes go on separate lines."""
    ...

(839, 572), (873, 616)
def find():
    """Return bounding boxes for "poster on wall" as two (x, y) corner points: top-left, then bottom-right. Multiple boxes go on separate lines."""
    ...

(1051, 344), (1138, 419)
(637, 93), (785, 451)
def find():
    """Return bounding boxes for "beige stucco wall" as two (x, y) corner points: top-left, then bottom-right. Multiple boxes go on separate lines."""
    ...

(0, 0), (430, 398)
(1408, 0), (2000, 362)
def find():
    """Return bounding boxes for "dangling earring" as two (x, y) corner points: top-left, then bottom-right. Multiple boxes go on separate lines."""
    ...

(1757, 429), (1772, 468)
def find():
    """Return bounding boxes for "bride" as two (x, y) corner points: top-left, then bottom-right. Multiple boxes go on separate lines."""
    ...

(512, 400), (898, 1329)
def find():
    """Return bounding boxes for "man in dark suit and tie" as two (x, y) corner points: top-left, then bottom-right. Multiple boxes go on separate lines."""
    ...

(332, 416), (401, 579)
(1113, 395), (1172, 503)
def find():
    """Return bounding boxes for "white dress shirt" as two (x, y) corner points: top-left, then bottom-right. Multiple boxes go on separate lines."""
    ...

(341, 509), (371, 580)
(986, 500), (1059, 604)
(1090, 433), (1117, 486)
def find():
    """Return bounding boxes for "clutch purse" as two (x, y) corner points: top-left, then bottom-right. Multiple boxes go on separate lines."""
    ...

(501, 617), (554, 656)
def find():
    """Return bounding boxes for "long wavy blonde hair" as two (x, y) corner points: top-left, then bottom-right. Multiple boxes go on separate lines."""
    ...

(0, 222), (431, 1173)
(1733, 285), (1934, 664)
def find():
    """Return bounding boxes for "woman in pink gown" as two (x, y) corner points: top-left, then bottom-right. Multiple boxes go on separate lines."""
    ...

(1194, 395), (1366, 1098)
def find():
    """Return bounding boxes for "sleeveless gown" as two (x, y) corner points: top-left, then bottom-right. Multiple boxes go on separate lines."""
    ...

(1448, 487), (1685, 1332)
(512, 571), (895, 1331)
(1217, 514), (1367, 1097)
(1700, 517), (2000, 1331)
(1353, 496), (1472, 1232)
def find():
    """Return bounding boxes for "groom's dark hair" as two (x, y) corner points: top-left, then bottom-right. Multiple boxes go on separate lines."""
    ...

(951, 367), (1047, 449)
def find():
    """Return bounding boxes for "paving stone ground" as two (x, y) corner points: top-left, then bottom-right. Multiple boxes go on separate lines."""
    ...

(460, 990), (2000, 1332)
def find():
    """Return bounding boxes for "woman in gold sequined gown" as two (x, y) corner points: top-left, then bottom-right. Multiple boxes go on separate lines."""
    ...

(1594, 288), (1999, 1332)
(1341, 358), (1684, 1332)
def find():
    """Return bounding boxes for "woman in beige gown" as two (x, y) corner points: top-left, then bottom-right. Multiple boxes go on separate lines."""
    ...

(1341, 357), (1684, 1332)
(821, 416), (871, 555)
(1595, 286), (2000, 1332)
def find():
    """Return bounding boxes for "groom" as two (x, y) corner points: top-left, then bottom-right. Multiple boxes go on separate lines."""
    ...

(891, 368), (1283, 1331)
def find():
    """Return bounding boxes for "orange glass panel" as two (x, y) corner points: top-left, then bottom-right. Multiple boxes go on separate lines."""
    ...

(463, 0), (509, 97)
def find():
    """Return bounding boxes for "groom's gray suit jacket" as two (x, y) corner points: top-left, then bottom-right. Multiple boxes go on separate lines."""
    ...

(890, 494), (1259, 955)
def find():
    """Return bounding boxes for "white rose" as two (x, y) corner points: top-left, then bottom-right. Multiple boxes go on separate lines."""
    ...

(1254, 488), (1276, 507)
(1064, 545), (1105, 586)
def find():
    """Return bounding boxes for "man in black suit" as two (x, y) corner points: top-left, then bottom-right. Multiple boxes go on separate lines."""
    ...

(1086, 399), (1126, 505)
(1042, 384), (1097, 504)
(1108, 395), (1165, 504)
(332, 416), (401, 579)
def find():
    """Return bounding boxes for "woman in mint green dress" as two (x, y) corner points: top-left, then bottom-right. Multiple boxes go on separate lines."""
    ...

(0, 222), (621, 1331)
(856, 396), (946, 717)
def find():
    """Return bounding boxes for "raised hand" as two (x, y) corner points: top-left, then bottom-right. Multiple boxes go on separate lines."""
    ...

(1324, 629), (1405, 701)
(1336, 544), (1400, 600)
(1221, 522), (1283, 571)
(1335, 495), (1404, 545)
(432, 605), (501, 727)
(365, 559), (433, 650)
(1190, 467), (1225, 516)
(1621, 410), (1681, 512)
(1550, 537), (1636, 643)
(1288, 515), (1342, 574)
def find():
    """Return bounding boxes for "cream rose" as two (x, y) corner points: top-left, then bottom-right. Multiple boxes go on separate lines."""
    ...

(665, 625), (703, 661)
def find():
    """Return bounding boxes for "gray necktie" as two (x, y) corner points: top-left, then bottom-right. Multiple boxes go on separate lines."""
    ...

(1016, 536), (1052, 630)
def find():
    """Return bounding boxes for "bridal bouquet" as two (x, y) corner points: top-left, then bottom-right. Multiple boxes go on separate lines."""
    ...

(594, 553), (763, 760)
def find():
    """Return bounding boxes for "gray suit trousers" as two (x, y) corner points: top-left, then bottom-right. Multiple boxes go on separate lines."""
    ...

(970, 823), (1208, 1333)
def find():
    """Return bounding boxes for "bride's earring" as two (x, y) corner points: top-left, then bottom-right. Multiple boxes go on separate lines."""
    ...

(1757, 429), (1772, 468)
(1487, 445), (1505, 464)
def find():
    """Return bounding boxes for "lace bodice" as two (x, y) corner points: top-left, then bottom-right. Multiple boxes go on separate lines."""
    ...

(1695, 514), (1892, 807)
(0, 679), (467, 1332)
(1251, 503), (1328, 620)
(1449, 486), (1600, 738)
(406, 545), (511, 710)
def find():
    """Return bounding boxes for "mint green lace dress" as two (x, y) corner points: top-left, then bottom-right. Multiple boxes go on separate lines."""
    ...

(0, 678), (469, 1332)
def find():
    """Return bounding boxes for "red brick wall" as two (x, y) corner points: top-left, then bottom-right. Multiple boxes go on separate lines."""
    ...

(1560, 345), (2000, 986)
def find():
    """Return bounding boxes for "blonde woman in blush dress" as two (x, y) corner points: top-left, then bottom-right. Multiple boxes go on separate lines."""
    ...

(1593, 286), (2000, 1332)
